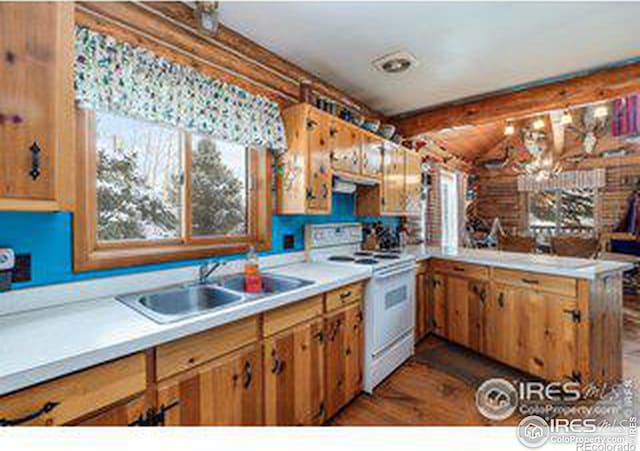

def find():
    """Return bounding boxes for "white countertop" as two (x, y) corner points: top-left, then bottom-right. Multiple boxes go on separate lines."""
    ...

(404, 245), (634, 279)
(0, 262), (370, 396)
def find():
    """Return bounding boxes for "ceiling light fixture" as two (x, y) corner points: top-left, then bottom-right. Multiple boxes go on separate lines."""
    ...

(560, 110), (573, 125)
(371, 51), (419, 75)
(532, 117), (545, 130)
(594, 105), (609, 119)
(504, 122), (515, 136)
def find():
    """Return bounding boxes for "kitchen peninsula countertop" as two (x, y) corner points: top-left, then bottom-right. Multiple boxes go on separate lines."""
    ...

(404, 245), (634, 279)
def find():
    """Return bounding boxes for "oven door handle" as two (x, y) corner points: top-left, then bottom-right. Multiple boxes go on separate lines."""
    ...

(373, 265), (416, 280)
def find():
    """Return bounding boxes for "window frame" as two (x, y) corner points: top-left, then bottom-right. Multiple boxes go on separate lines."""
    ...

(527, 188), (595, 235)
(73, 108), (272, 272)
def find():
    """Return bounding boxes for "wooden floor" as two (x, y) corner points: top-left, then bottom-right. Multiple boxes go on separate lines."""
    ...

(330, 294), (640, 426)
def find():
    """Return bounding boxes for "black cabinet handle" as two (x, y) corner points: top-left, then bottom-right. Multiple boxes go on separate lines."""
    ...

(453, 266), (465, 272)
(151, 400), (180, 426)
(497, 292), (505, 308)
(306, 119), (318, 130)
(306, 188), (316, 200)
(521, 278), (539, 285)
(321, 183), (328, 199)
(271, 349), (284, 375)
(340, 290), (352, 299)
(29, 142), (41, 181)
(0, 401), (59, 426)
(329, 127), (338, 137)
(243, 360), (253, 389)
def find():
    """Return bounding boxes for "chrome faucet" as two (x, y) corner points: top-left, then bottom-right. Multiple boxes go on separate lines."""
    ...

(198, 260), (226, 285)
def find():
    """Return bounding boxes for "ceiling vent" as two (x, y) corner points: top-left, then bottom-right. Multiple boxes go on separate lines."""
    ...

(371, 51), (418, 75)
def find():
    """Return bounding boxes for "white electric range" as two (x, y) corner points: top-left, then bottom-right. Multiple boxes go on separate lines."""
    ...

(305, 223), (416, 393)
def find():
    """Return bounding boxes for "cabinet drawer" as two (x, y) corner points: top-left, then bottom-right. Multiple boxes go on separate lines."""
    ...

(325, 283), (363, 312)
(0, 353), (146, 426)
(493, 268), (577, 298)
(263, 296), (323, 337)
(432, 259), (489, 280)
(157, 316), (259, 380)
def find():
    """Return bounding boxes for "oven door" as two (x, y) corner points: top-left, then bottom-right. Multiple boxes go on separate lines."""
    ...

(369, 265), (415, 357)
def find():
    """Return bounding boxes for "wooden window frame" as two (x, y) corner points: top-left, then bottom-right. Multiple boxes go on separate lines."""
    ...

(73, 108), (272, 272)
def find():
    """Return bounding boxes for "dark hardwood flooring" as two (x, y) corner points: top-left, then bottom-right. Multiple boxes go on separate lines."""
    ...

(331, 294), (640, 426)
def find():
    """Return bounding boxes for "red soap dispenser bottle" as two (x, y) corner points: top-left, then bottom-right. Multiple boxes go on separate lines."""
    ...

(244, 246), (262, 293)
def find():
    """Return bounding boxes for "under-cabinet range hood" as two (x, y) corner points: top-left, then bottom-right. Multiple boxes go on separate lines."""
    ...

(332, 172), (379, 191)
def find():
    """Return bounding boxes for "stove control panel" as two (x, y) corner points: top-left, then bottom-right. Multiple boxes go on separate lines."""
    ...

(306, 223), (362, 249)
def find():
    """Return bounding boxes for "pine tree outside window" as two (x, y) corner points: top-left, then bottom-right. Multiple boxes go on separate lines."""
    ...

(73, 109), (272, 272)
(528, 188), (595, 236)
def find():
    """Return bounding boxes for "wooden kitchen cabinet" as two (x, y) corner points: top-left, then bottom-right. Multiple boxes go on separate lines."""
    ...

(404, 149), (423, 216)
(264, 317), (326, 425)
(277, 104), (332, 214)
(330, 120), (361, 174)
(156, 343), (262, 426)
(361, 134), (384, 179)
(431, 273), (447, 337)
(382, 144), (406, 213)
(324, 302), (364, 418)
(0, 353), (146, 426)
(0, 2), (74, 211)
(415, 262), (430, 341)
(446, 275), (488, 351)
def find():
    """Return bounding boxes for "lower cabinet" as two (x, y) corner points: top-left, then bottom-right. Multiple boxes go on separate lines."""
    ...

(431, 273), (446, 336)
(415, 264), (430, 341)
(264, 317), (326, 425)
(324, 302), (364, 418)
(156, 343), (262, 426)
(446, 275), (488, 352)
(485, 284), (579, 382)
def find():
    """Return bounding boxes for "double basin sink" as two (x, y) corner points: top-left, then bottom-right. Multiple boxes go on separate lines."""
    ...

(117, 273), (314, 324)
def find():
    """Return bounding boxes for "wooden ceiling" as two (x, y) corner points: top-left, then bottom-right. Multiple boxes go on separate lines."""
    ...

(425, 122), (507, 163)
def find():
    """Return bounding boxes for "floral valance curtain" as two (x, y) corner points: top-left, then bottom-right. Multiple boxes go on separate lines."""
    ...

(74, 26), (286, 150)
(517, 169), (606, 192)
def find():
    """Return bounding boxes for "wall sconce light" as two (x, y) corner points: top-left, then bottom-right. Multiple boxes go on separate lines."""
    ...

(532, 117), (545, 130)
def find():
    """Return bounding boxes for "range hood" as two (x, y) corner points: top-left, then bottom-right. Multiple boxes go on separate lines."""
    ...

(332, 171), (380, 190)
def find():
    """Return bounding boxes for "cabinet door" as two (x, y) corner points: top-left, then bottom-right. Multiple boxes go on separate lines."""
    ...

(306, 109), (332, 213)
(467, 281), (488, 353)
(325, 303), (364, 419)
(484, 283), (519, 366)
(432, 273), (447, 337)
(76, 395), (149, 426)
(361, 134), (383, 179)
(0, 3), (72, 203)
(404, 150), (422, 215)
(344, 303), (364, 403)
(382, 145), (406, 213)
(264, 318), (325, 425)
(446, 275), (470, 347)
(157, 343), (262, 426)
(330, 122), (360, 174)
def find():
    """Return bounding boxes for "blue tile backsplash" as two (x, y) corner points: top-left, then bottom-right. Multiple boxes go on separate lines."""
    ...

(0, 193), (398, 289)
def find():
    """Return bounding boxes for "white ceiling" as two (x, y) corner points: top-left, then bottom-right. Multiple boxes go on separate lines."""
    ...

(219, 1), (640, 116)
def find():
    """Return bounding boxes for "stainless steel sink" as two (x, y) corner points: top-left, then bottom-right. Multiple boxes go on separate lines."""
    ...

(117, 285), (245, 324)
(219, 273), (314, 295)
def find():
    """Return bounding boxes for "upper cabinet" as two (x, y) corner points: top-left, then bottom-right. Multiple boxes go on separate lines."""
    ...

(277, 104), (332, 214)
(0, 2), (74, 211)
(278, 103), (422, 217)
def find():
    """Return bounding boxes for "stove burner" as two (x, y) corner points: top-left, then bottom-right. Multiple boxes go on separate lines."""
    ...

(354, 251), (373, 256)
(355, 258), (379, 265)
(374, 254), (400, 260)
(328, 256), (356, 262)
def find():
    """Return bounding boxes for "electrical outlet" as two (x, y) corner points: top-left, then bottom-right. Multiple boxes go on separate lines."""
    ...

(12, 253), (31, 283)
(283, 234), (295, 250)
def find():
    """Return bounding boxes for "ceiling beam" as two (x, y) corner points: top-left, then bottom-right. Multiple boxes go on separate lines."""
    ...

(392, 60), (640, 137)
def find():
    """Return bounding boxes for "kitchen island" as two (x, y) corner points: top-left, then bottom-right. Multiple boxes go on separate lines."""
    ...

(408, 245), (633, 385)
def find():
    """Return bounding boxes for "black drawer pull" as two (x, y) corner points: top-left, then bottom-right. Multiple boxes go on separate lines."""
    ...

(340, 290), (352, 299)
(453, 266), (465, 272)
(521, 278), (539, 285)
(243, 360), (253, 388)
(0, 401), (59, 426)
(29, 142), (41, 181)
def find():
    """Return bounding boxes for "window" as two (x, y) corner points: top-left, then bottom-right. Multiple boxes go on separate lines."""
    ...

(528, 188), (594, 235)
(74, 109), (271, 271)
(440, 171), (459, 248)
